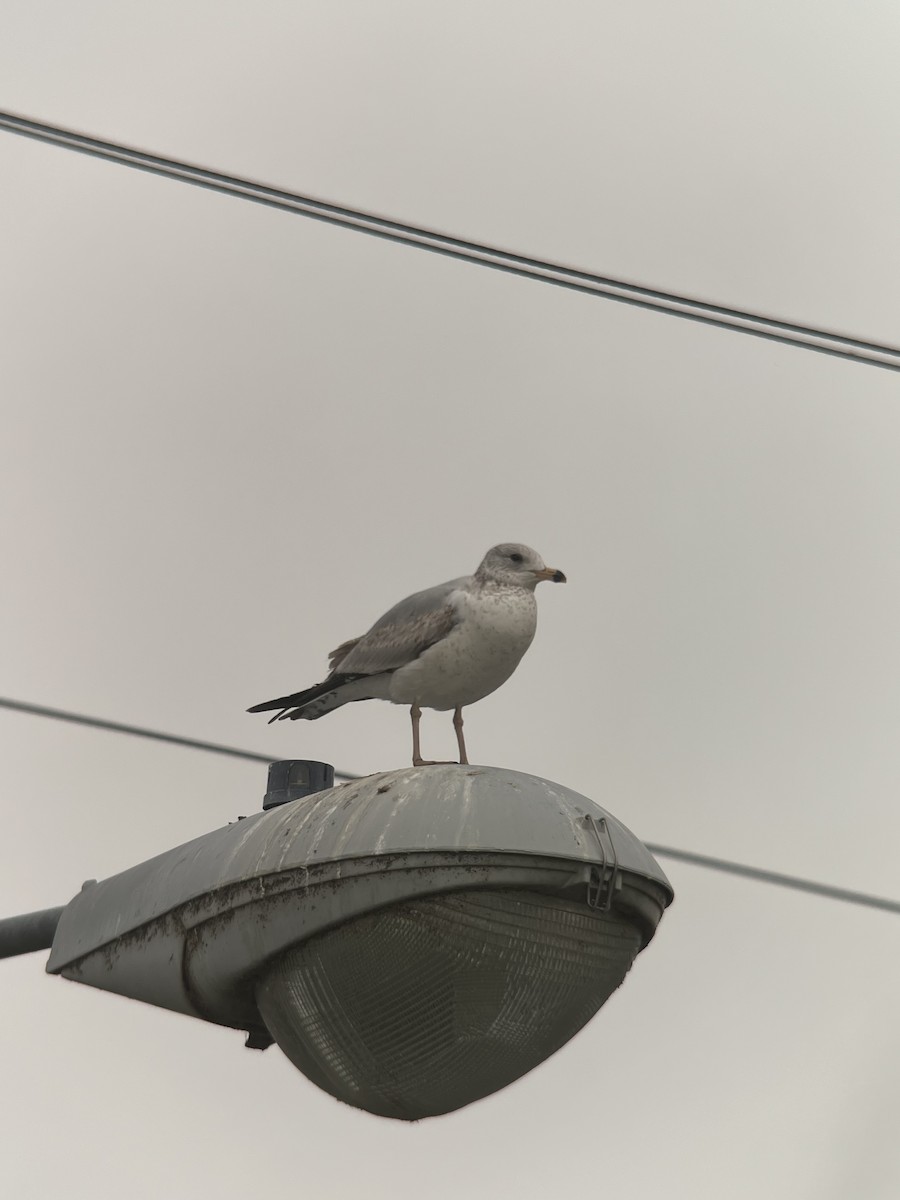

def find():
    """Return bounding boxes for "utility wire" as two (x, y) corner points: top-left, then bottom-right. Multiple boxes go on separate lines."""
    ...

(0, 696), (360, 780)
(3, 695), (898, 915)
(2, 108), (899, 373)
(644, 844), (900, 915)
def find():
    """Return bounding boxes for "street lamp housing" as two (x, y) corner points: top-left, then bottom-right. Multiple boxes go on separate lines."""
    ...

(47, 764), (672, 1118)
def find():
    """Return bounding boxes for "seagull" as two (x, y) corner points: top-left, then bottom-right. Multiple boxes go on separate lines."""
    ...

(247, 543), (566, 766)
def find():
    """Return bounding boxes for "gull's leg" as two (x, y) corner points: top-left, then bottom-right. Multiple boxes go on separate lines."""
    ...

(411, 703), (426, 766)
(453, 706), (469, 765)
(411, 703), (453, 766)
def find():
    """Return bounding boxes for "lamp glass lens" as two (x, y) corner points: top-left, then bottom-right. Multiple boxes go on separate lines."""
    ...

(256, 888), (641, 1120)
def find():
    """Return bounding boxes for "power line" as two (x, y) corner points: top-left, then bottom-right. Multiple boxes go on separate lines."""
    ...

(2, 695), (897, 916)
(0, 696), (360, 780)
(2, 108), (899, 373)
(644, 843), (900, 915)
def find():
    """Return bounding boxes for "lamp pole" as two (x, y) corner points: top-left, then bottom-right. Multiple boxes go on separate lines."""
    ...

(0, 907), (65, 959)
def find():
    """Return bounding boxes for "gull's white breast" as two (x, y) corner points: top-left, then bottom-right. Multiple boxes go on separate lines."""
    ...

(388, 584), (538, 711)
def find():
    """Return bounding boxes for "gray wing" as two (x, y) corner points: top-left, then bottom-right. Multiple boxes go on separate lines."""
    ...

(328, 575), (471, 676)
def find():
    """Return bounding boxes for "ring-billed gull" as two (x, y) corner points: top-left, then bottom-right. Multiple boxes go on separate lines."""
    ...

(248, 543), (566, 766)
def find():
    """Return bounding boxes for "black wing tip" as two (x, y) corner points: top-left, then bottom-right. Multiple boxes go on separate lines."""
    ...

(246, 691), (314, 716)
(247, 674), (363, 722)
(249, 702), (301, 723)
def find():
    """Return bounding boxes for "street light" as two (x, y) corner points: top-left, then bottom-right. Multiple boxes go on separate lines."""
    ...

(32, 762), (672, 1119)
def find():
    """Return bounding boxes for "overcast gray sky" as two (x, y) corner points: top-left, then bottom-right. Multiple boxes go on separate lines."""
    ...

(3, 3), (900, 1197)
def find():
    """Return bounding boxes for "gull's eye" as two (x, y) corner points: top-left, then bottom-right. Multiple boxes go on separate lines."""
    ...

(510, 552), (524, 564)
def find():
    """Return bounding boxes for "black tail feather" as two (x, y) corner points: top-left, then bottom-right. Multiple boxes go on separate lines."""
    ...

(247, 674), (364, 721)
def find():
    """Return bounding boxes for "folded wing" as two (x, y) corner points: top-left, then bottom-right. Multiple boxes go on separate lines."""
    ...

(247, 576), (466, 722)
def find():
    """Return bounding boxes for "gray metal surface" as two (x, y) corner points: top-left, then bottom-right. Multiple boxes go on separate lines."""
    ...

(46, 766), (673, 1033)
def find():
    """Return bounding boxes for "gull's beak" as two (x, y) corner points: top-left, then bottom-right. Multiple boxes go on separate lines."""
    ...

(535, 567), (567, 583)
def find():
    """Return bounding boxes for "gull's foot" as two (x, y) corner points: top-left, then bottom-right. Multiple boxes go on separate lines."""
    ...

(412, 757), (458, 767)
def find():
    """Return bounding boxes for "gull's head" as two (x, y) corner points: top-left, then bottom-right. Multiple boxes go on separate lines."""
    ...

(476, 543), (567, 589)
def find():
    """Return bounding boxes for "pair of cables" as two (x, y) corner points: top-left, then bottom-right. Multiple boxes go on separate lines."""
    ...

(2, 109), (898, 913)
